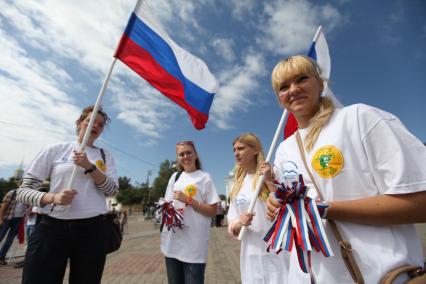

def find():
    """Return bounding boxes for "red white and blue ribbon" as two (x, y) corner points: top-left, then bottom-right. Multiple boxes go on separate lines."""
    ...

(155, 198), (184, 233)
(263, 174), (333, 278)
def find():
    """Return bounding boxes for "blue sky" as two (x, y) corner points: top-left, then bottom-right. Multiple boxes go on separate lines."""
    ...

(1, 0), (425, 195)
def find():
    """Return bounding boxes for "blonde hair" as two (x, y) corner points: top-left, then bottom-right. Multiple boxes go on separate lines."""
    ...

(271, 55), (335, 151)
(230, 133), (269, 202)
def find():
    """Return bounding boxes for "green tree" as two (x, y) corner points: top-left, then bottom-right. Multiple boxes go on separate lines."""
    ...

(151, 159), (176, 203)
(118, 176), (132, 190)
(0, 177), (20, 200)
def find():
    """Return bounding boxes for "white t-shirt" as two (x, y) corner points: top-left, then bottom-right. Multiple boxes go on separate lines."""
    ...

(26, 141), (118, 219)
(275, 104), (426, 284)
(161, 170), (220, 263)
(228, 174), (289, 283)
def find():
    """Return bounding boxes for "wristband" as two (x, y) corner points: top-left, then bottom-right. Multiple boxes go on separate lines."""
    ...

(186, 196), (193, 206)
(84, 164), (97, 175)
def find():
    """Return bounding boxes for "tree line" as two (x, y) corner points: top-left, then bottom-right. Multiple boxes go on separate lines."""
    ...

(116, 159), (176, 207)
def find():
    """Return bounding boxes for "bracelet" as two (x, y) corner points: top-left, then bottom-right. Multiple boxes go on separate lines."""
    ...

(84, 164), (97, 175)
(186, 196), (193, 206)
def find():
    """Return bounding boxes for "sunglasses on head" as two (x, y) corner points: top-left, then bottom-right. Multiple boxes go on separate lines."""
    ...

(176, 140), (194, 146)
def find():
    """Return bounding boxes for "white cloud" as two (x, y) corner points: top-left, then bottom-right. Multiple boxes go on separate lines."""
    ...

(0, 29), (78, 167)
(0, 0), (132, 73)
(230, 0), (257, 20)
(212, 38), (236, 62)
(0, 0), (215, 163)
(258, 0), (343, 55)
(108, 70), (177, 140)
(210, 52), (266, 129)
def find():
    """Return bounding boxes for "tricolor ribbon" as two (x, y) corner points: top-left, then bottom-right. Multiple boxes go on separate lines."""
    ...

(263, 174), (333, 278)
(155, 198), (185, 233)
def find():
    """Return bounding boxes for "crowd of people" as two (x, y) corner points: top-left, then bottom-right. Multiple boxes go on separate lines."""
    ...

(0, 54), (425, 284)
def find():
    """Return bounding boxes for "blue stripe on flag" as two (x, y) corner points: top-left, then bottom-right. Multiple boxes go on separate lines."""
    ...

(124, 13), (214, 114)
(307, 41), (317, 61)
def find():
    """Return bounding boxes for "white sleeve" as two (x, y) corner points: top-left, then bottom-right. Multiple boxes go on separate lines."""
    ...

(202, 174), (220, 205)
(361, 108), (426, 195)
(227, 201), (238, 222)
(104, 149), (119, 186)
(25, 145), (55, 181)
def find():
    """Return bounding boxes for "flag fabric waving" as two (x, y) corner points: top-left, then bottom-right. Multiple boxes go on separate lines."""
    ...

(284, 26), (341, 139)
(115, 0), (219, 130)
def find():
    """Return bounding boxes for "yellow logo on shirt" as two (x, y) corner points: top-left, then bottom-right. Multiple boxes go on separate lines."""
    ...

(95, 160), (107, 171)
(311, 145), (344, 178)
(184, 185), (197, 197)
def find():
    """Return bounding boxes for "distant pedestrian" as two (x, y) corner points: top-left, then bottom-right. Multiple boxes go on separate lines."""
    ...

(227, 133), (289, 283)
(161, 141), (219, 284)
(0, 180), (26, 265)
(17, 105), (119, 284)
(120, 209), (128, 234)
(215, 200), (225, 227)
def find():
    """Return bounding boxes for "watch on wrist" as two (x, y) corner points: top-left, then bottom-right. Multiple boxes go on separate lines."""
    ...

(84, 164), (97, 175)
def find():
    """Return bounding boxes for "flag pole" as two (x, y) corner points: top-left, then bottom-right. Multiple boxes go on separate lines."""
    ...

(313, 25), (322, 42)
(55, 58), (118, 211)
(238, 108), (289, 240)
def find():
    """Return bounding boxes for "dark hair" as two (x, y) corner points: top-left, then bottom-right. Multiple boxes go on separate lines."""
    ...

(75, 105), (111, 134)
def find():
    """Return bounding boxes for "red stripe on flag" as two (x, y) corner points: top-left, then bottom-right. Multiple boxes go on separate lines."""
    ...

(284, 113), (298, 139)
(115, 35), (208, 129)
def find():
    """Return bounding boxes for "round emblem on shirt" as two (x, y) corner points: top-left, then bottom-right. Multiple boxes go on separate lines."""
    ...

(311, 145), (344, 178)
(95, 160), (107, 171)
(184, 185), (197, 197)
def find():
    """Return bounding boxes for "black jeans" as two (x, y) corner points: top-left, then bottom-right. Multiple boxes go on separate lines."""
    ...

(165, 257), (206, 284)
(22, 215), (106, 284)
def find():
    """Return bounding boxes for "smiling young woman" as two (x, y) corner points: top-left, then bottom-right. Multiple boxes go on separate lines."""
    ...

(266, 55), (426, 283)
(160, 140), (219, 284)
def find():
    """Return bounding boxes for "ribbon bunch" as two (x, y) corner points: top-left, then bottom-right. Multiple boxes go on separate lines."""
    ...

(155, 198), (185, 233)
(263, 174), (333, 275)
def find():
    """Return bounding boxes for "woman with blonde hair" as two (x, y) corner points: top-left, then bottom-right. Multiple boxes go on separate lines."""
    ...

(227, 133), (288, 283)
(161, 141), (219, 284)
(266, 55), (426, 283)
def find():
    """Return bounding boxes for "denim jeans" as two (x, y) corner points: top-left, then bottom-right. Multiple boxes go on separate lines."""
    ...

(165, 257), (206, 284)
(0, 217), (23, 258)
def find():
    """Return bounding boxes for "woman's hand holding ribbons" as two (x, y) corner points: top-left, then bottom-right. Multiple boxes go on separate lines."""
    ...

(263, 174), (333, 275)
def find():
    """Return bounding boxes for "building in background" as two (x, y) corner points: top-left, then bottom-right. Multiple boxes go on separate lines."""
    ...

(224, 170), (234, 207)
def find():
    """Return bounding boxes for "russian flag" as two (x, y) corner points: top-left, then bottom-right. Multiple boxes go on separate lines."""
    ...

(284, 26), (342, 139)
(114, 0), (219, 130)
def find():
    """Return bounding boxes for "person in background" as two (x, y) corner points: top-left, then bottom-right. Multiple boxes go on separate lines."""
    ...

(17, 105), (119, 284)
(215, 199), (225, 227)
(0, 180), (26, 265)
(161, 141), (219, 284)
(120, 209), (128, 234)
(266, 55), (426, 283)
(227, 133), (289, 283)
